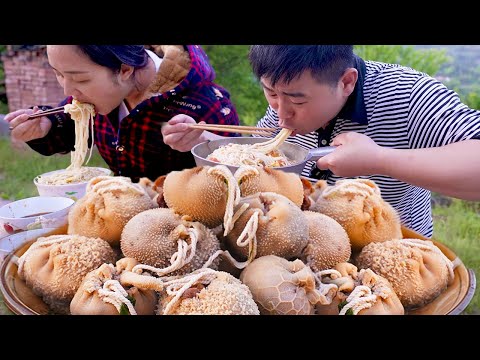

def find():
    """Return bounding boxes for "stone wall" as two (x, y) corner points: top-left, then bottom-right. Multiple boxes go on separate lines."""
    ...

(1, 46), (64, 113)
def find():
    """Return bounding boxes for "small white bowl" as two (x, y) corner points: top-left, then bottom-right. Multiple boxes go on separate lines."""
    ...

(0, 196), (74, 235)
(34, 167), (111, 201)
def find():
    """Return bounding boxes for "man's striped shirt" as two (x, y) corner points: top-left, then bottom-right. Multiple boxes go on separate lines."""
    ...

(256, 58), (480, 238)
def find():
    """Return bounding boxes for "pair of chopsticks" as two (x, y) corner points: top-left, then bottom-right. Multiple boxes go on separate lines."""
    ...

(188, 123), (277, 136)
(27, 106), (65, 120)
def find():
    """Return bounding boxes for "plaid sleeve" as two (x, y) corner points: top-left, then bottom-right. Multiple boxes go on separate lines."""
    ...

(26, 98), (76, 155)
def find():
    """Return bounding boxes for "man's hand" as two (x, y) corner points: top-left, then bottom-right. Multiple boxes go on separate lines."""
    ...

(316, 132), (384, 177)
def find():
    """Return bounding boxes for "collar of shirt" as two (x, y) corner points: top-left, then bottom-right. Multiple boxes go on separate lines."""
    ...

(335, 54), (368, 125)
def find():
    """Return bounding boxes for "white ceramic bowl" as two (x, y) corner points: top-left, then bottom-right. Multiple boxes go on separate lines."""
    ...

(33, 167), (111, 201)
(0, 196), (74, 235)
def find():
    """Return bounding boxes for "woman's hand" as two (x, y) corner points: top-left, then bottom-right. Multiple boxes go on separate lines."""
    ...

(4, 106), (52, 143)
(316, 132), (385, 177)
(161, 114), (209, 152)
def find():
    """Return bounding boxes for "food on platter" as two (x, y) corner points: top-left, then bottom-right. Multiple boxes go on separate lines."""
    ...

(120, 208), (220, 275)
(67, 176), (157, 246)
(1, 171), (474, 316)
(315, 262), (404, 315)
(311, 179), (402, 250)
(70, 258), (157, 315)
(157, 268), (259, 315)
(224, 192), (309, 262)
(163, 165), (238, 230)
(234, 165), (304, 207)
(300, 211), (351, 272)
(240, 255), (333, 315)
(356, 238), (459, 309)
(17, 234), (116, 314)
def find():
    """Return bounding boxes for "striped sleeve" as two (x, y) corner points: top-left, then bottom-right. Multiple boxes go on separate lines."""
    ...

(407, 76), (480, 148)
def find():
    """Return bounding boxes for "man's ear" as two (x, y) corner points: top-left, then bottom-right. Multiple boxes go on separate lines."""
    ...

(340, 68), (358, 96)
(119, 64), (135, 81)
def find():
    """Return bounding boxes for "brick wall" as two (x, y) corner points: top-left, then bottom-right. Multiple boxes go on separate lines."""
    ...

(1, 47), (65, 113)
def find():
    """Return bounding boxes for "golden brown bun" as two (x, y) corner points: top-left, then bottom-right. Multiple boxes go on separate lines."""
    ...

(163, 166), (232, 227)
(120, 208), (220, 275)
(224, 192), (309, 261)
(68, 176), (157, 246)
(301, 211), (351, 272)
(236, 166), (304, 207)
(70, 261), (157, 315)
(311, 179), (402, 251)
(19, 234), (116, 314)
(356, 239), (450, 309)
(157, 271), (259, 315)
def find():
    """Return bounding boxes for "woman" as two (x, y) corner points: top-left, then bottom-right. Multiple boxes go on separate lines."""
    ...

(4, 45), (240, 181)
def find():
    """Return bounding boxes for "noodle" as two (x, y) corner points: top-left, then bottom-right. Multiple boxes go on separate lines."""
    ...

(36, 100), (106, 185)
(207, 129), (293, 168)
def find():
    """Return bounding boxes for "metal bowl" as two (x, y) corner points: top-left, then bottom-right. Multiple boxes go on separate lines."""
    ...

(191, 137), (334, 175)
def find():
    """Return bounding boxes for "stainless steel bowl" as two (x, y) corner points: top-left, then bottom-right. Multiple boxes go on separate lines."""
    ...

(191, 137), (335, 175)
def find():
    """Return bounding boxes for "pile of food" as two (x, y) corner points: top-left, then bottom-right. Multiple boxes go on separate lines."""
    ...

(11, 165), (460, 315)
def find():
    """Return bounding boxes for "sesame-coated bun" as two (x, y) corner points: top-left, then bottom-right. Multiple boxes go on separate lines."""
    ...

(224, 192), (309, 261)
(68, 176), (157, 246)
(70, 261), (157, 315)
(315, 267), (404, 315)
(18, 234), (116, 314)
(120, 208), (221, 275)
(163, 166), (233, 227)
(300, 211), (351, 272)
(356, 239), (451, 309)
(157, 271), (259, 315)
(240, 255), (321, 315)
(311, 179), (402, 251)
(235, 166), (303, 207)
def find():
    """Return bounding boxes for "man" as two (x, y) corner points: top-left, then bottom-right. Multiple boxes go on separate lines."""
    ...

(161, 45), (480, 237)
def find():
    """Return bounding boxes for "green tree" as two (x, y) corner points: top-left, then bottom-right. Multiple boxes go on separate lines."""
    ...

(203, 45), (267, 126)
(354, 45), (451, 76)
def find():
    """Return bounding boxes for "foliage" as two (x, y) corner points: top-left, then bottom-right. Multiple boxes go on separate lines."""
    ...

(202, 45), (268, 126)
(354, 45), (451, 76)
(432, 199), (480, 314)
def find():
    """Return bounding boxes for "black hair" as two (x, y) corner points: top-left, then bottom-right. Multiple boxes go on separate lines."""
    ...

(248, 45), (354, 86)
(77, 45), (149, 73)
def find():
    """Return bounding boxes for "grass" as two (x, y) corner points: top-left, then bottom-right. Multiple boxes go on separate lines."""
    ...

(432, 199), (480, 314)
(0, 135), (478, 315)
(0, 136), (107, 200)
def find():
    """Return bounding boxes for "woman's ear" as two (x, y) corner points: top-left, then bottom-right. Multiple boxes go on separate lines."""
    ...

(340, 68), (358, 96)
(119, 64), (135, 81)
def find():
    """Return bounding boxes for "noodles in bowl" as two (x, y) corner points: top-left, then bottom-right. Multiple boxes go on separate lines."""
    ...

(33, 99), (111, 200)
(207, 143), (291, 167)
(34, 167), (112, 201)
(206, 129), (293, 168)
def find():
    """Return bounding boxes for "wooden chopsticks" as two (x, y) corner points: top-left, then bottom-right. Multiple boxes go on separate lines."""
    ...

(188, 123), (277, 136)
(27, 106), (65, 120)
